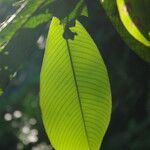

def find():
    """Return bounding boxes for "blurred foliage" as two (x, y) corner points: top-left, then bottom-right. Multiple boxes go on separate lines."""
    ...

(0, 0), (150, 150)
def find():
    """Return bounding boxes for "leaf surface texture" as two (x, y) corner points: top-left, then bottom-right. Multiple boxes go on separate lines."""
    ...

(40, 17), (111, 150)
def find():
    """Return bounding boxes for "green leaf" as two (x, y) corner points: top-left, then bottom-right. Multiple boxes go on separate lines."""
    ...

(40, 17), (111, 150)
(24, 13), (52, 28)
(0, 0), (53, 51)
(116, 0), (150, 47)
(81, 6), (88, 17)
(100, 0), (150, 63)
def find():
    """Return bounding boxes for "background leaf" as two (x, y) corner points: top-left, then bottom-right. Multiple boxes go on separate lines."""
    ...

(0, 0), (53, 51)
(99, 0), (150, 63)
(40, 17), (112, 150)
(24, 13), (52, 28)
(116, 0), (150, 47)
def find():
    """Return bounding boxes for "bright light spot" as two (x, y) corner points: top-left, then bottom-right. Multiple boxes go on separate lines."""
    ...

(0, 1), (28, 32)
(27, 134), (38, 143)
(10, 72), (17, 80)
(123, 4), (129, 15)
(13, 72), (17, 78)
(19, 133), (29, 145)
(26, 129), (39, 143)
(31, 129), (38, 135)
(22, 126), (30, 134)
(20, 126), (39, 144)
(37, 35), (45, 49)
(13, 110), (22, 119)
(32, 143), (52, 150)
(4, 113), (12, 121)
(4, 51), (9, 55)
(29, 118), (37, 125)
(4, 66), (8, 70)
(0, 88), (3, 96)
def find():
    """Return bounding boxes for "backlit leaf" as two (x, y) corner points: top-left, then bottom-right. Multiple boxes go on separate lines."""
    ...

(40, 17), (112, 150)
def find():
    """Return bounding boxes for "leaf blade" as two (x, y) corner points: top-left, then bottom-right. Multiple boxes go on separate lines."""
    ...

(40, 17), (111, 150)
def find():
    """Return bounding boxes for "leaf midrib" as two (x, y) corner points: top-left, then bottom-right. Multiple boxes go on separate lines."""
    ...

(66, 39), (91, 150)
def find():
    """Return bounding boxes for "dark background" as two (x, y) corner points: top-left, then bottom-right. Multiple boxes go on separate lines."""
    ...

(0, 1), (150, 150)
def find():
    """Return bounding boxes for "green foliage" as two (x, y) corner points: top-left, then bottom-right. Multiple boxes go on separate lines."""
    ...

(100, 0), (150, 63)
(123, 0), (150, 40)
(24, 13), (52, 28)
(0, 0), (86, 92)
(40, 17), (111, 150)
(0, 0), (86, 51)
(0, 0), (150, 150)
(116, 0), (150, 47)
(0, 0), (53, 51)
